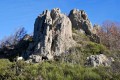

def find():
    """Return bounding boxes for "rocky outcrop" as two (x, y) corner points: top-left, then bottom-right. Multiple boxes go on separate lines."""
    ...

(86, 54), (114, 67)
(25, 55), (41, 63)
(89, 34), (101, 43)
(27, 8), (102, 62)
(93, 24), (101, 34)
(33, 8), (74, 58)
(69, 9), (93, 35)
(88, 24), (101, 43)
(0, 8), (102, 63)
(68, 9), (101, 43)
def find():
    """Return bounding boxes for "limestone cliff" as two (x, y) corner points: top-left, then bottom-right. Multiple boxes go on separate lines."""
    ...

(26, 8), (101, 59)
(69, 9), (93, 35)
(33, 8), (74, 57)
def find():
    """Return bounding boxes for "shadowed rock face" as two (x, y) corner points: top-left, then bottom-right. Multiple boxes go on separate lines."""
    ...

(33, 8), (74, 56)
(69, 9), (93, 35)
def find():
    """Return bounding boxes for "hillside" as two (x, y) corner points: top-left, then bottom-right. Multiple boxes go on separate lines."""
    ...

(0, 8), (120, 80)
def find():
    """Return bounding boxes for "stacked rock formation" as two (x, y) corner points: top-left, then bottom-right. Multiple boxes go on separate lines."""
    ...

(33, 8), (74, 57)
(69, 9), (93, 35)
(69, 9), (100, 43)
(26, 8), (101, 62)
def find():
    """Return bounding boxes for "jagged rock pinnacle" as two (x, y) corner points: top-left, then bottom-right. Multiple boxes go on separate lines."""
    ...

(33, 8), (74, 57)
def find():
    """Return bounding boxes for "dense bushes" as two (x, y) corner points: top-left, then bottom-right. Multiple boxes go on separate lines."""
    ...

(0, 59), (119, 80)
(0, 27), (32, 61)
(83, 41), (109, 55)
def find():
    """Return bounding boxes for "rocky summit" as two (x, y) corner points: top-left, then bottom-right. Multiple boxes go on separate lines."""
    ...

(33, 8), (74, 57)
(0, 8), (104, 64)
(69, 9), (93, 35)
(0, 8), (103, 64)
(0, 7), (120, 80)
(25, 8), (102, 62)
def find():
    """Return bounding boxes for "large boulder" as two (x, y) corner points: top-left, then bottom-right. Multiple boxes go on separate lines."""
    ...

(86, 54), (114, 67)
(33, 8), (74, 57)
(69, 9), (93, 35)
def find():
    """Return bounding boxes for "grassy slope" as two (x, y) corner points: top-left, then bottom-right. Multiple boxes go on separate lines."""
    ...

(0, 29), (119, 80)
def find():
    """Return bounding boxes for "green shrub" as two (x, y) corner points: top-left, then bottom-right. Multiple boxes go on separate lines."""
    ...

(83, 41), (109, 55)
(83, 71), (101, 80)
(0, 59), (119, 80)
(72, 29), (89, 43)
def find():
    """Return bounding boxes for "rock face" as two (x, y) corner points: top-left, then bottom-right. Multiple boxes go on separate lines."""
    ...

(24, 8), (101, 62)
(69, 9), (93, 35)
(68, 9), (101, 43)
(86, 54), (114, 67)
(93, 24), (101, 34)
(33, 8), (74, 57)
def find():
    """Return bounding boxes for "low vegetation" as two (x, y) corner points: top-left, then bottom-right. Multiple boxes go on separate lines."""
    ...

(0, 21), (120, 80)
(0, 60), (119, 80)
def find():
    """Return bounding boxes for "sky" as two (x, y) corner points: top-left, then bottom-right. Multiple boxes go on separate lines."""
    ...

(0, 0), (120, 40)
